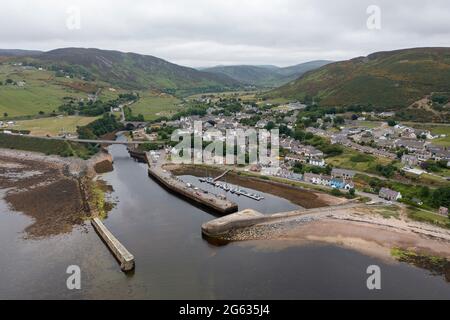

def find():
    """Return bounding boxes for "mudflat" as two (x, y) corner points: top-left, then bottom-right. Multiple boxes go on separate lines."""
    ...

(0, 151), (88, 238)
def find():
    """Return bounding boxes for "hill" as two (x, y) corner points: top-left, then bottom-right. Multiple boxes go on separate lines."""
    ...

(0, 49), (43, 57)
(202, 60), (332, 87)
(266, 48), (450, 109)
(18, 48), (240, 95)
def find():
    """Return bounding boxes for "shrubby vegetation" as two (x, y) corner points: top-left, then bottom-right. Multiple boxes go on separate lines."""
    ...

(0, 133), (92, 158)
(77, 114), (123, 139)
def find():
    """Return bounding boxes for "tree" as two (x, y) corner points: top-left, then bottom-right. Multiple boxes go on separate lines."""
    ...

(3, 112), (8, 118)
(430, 187), (450, 209)
(334, 116), (345, 125)
(265, 121), (276, 131)
(387, 119), (397, 127)
(349, 188), (356, 196)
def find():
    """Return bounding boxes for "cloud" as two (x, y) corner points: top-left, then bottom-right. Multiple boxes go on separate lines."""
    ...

(1, 0), (450, 67)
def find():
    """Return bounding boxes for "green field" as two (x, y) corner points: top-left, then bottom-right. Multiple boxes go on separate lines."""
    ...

(326, 147), (393, 173)
(408, 123), (450, 146)
(15, 116), (99, 136)
(0, 65), (89, 118)
(131, 92), (182, 120)
(430, 126), (450, 147)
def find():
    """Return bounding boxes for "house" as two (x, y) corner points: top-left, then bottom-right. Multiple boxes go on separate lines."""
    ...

(439, 207), (449, 217)
(401, 154), (419, 167)
(285, 153), (308, 164)
(331, 168), (356, 180)
(379, 188), (402, 201)
(303, 173), (331, 186)
(309, 158), (326, 167)
(395, 139), (426, 152)
(300, 146), (324, 158)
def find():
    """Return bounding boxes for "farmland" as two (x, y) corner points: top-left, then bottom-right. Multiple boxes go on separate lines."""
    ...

(131, 91), (182, 120)
(14, 116), (99, 136)
(0, 65), (91, 118)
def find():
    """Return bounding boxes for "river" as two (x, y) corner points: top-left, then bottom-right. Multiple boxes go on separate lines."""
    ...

(0, 142), (450, 299)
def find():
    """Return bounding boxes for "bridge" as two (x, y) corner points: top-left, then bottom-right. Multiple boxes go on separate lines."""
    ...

(50, 137), (149, 145)
(8, 133), (149, 145)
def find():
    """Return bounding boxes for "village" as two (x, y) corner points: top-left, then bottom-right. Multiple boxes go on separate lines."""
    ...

(125, 97), (450, 218)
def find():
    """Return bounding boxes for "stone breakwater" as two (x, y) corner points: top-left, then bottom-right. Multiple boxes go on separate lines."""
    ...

(148, 165), (238, 215)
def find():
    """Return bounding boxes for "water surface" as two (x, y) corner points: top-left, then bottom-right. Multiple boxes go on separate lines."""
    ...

(1, 142), (450, 299)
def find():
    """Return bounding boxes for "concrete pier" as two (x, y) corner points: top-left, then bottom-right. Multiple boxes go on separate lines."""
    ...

(202, 203), (362, 237)
(91, 218), (135, 272)
(148, 166), (238, 215)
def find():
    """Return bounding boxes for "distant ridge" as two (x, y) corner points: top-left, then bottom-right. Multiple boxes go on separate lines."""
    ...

(201, 60), (332, 87)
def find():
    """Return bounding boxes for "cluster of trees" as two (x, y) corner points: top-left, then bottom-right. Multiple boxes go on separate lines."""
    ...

(77, 114), (123, 140)
(59, 93), (139, 117)
(0, 78), (16, 85)
(124, 106), (144, 121)
(292, 162), (332, 175)
(420, 160), (449, 173)
(375, 163), (397, 178)
(171, 103), (209, 119)
(213, 99), (243, 115)
(59, 100), (114, 116)
(289, 129), (343, 157)
(146, 125), (177, 141)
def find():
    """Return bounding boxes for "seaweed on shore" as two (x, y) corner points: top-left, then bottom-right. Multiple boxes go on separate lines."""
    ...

(391, 248), (450, 282)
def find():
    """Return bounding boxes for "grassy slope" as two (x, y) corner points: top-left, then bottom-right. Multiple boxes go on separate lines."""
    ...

(15, 116), (99, 136)
(325, 147), (393, 173)
(0, 133), (91, 158)
(131, 92), (182, 120)
(0, 65), (92, 118)
(267, 48), (450, 108)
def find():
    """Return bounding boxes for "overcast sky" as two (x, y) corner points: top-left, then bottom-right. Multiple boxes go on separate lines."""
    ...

(1, 0), (450, 67)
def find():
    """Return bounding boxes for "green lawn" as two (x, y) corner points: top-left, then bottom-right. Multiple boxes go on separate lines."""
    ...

(15, 116), (99, 136)
(131, 92), (182, 120)
(326, 147), (393, 173)
(407, 124), (450, 147)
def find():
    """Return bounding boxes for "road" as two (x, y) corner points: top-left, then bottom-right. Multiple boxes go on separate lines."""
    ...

(7, 132), (148, 145)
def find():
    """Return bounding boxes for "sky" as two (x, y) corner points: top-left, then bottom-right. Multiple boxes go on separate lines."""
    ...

(1, 0), (450, 67)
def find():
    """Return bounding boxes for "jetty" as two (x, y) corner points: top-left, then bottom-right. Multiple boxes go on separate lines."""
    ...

(146, 152), (238, 215)
(91, 218), (135, 272)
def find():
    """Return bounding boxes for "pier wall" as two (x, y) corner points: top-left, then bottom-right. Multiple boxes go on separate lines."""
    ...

(202, 204), (360, 237)
(91, 218), (135, 272)
(148, 167), (238, 215)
